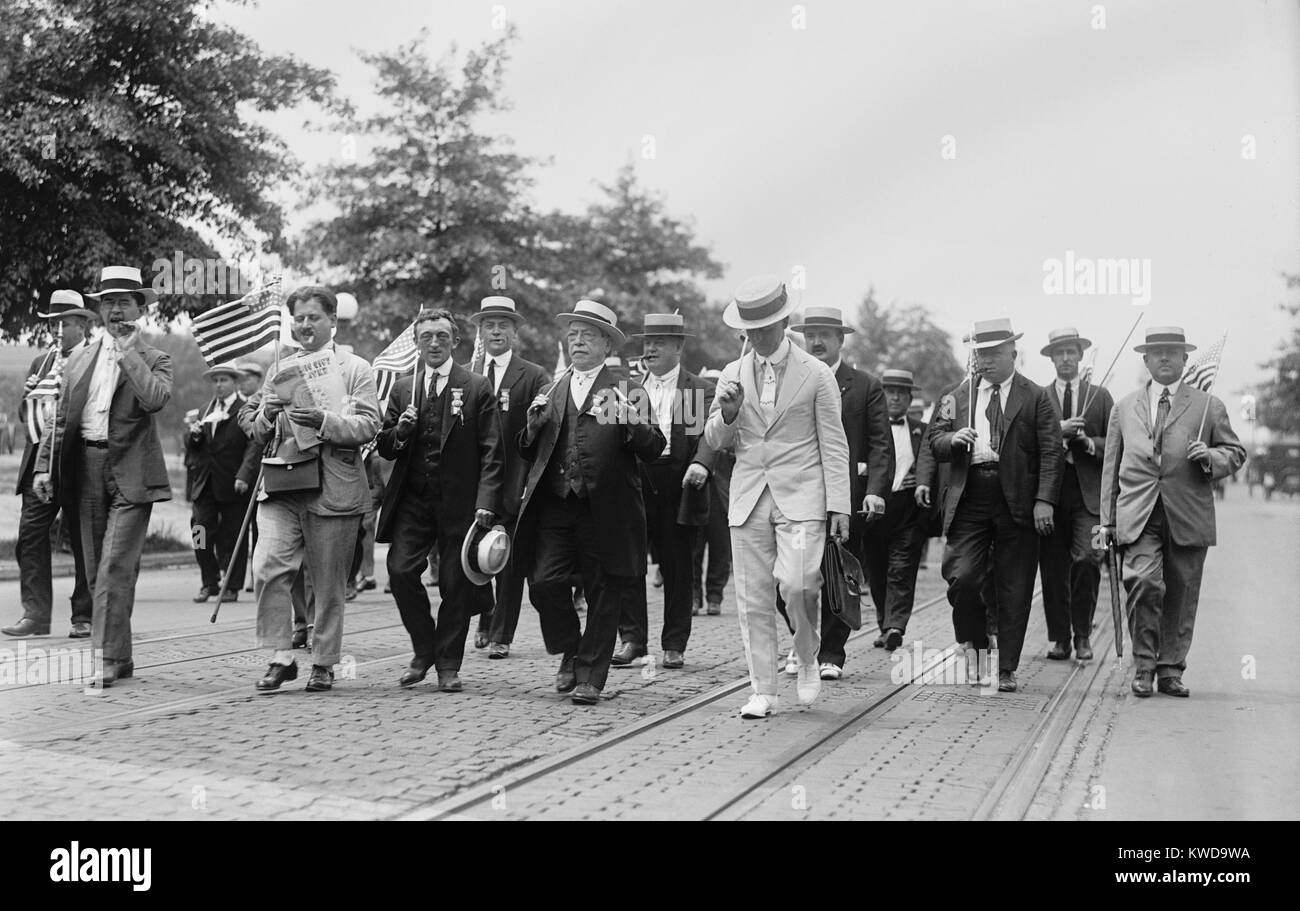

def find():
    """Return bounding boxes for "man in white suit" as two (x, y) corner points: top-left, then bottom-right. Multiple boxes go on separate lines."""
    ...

(705, 276), (851, 719)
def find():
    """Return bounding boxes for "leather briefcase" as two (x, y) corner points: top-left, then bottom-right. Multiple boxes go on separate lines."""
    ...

(261, 453), (322, 497)
(823, 539), (865, 631)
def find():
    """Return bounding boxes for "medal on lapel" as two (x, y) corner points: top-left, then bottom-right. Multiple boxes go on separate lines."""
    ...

(499, 386), (510, 412)
(451, 388), (464, 424)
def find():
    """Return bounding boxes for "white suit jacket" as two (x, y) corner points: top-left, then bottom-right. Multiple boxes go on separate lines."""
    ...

(704, 344), (851, 525)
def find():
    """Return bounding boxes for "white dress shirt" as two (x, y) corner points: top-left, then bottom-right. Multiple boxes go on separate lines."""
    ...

(81, 339), (122, 441)
(206, 393), (238, 434)
(423, 357), (454, 400)
(754, 338), (791, 411)
(1148, 378), (1180, 445)
(484, 349), (512, 394)
(569, 364), (603, 409)
(970, 371), (1015, 465)
(643, 365), (680, 457)
(1054, 376), (1096, 461)
(890, 418), (914, 492)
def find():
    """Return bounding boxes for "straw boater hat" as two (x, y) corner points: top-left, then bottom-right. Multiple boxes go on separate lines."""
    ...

(84, 266), (158, 307)
(791, 306), (856, 334)
(628, 312), (694, 338)
(461, 524), (512, 586)
(236, 361), (264, 378)
(880, 368), (920, 390)
(722, 275), (800, 330)
(469, 296), (524, 325)
(968, 318), (1024, 349)
(555, 299), (625, 346)
(203, 363), (243, 380)
(1133, 326), (1196, 353)
(37, 289), (98, 321)
(1040, 327), (1093, 357)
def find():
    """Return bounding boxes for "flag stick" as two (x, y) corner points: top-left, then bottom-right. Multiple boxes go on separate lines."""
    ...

(967, 324), (978, 430)
(1195, 331), (1228, 440)
(1081, 311), (1146, 415)
(210, 465), (265, 623)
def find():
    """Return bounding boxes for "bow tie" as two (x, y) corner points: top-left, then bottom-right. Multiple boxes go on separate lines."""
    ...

(890, 417), (906, 426)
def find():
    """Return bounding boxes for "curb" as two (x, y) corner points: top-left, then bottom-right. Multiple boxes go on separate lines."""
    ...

(0, 551), (194, 583)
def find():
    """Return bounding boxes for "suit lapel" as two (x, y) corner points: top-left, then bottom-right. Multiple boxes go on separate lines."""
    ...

(1047, 382), (1061, 416)
(1165, 384), (1194, 429)
(64, 342), (98, 424)
(738, 352), (761, 425)
(1001, 374), (1027, 428)
(1137, 382), (1153, 435)
(769, 350), (809, 431)
(439, 364), (466, 455)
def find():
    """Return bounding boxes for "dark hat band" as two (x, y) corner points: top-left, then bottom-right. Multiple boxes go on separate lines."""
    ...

(97, 277), (146, 293)
(798, 315), (845, 328)
(973, 329), (1015, 344)
(1144, 332), (1187, 344)
(735, 289), (788, 322)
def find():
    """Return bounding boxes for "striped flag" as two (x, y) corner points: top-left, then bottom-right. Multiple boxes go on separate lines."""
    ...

(191, 277), (284, 367)
(24, 355), (61, 444)
(469, 327), (485, 374)
(371, 319), (420, 404)
(1182, 332), (1226, 392)
(555, 339), (567, 374)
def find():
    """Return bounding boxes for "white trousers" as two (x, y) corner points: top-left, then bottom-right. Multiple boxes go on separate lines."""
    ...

(730, 487), (825, 696)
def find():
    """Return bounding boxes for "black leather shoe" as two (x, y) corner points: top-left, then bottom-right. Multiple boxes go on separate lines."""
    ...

(2, 618), (50, 637)
(706, 601), (722, 616)
(555, 653), (577, 693)
(257, 661), (298, 692)
(872, 632), (885, 648)
(884, 629), (903, 652)
(193, 587), (219, 603)
(305, 665), (334, 692)
(488, 642), (510, 659)
(663, 650), (685, 669)
(1132, 673), (1154, 697)
(344, 584), (358, 602)
(399, 659), (431, 687)
(1074, 636), (1093, 661)
(473, 631), (489, 649)
(1158, 677), (1190, 697)
(356, 576), (377, 592)
(69, 622), (91, 639)
(114, 660), (134, 680)
(610, 642), (647, 667)
(571, 682), (601, 705)
(291, 628), (308, 649)
(1047, 641), (1072, 660)
(997, 670), (1017, 693)
(437, 671), (463, 693)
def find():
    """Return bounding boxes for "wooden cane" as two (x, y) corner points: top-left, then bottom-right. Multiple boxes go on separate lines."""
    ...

(210, 465), (265, 623)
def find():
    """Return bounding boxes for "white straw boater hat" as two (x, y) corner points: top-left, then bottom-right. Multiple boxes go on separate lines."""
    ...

(37, 289), (98, 321)
(1040, 327), (1093, 357)
(723, 275), (799, 330)
(203, 363), (244, 380)
(555, 299), (625, 346)
(469, 296), (524, 325)
(968, 318), (1023, 349)
(628, 312), (694, 338)
(461, 524), (512, 586)
(84, 266), (159, 307)
(1133, 326), (1196, 353)
(791, 306), (855, 334)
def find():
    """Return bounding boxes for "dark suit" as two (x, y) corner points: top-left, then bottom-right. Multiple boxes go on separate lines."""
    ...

(929, 372), (1062, 673)
(13, 348), (92, 629)
(473, 353), (550, 646)
(35, 334), (173, 663)
(184, 393), (260, 590)
(864, 415), (936, 636)
(1037, 379), (1113, 645)
(516, 367), (665, 690)
(620, 369), (714, 652)
(377, 363), (504, 674)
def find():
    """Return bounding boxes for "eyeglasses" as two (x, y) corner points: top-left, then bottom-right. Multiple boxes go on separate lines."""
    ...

(417, 331), (454, 345)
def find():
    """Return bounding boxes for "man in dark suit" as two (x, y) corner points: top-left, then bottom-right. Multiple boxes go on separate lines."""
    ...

(185, 364), (261, 602)
(691, 371), (733, 618)
(791, 307), (891, 679)
(864, 369), (936, 652)
(466, 296), (550, 659)
(1036, 328), (1114, 661)
(376, 308), (504, 692)
(612, 313), (715, 670)
(928, 318), (1062, 693)
(2, 291), (95, 639)
(32, 266), (173, 688)
(515, 300), (665, 705)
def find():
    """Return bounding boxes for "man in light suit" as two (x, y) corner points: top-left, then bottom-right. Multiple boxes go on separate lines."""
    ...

(704, 276), (851, 719)
(32, 266), (173, 688)
(1037, 328), (1114, 661)
(928, 318), (1062, 693)
(1099, 326), (1244, 698)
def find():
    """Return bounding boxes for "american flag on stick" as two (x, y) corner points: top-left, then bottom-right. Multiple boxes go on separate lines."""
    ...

(1183, 331), (1227, 392)
(192, 277), (284, 367)
(371, 319), (420, 404)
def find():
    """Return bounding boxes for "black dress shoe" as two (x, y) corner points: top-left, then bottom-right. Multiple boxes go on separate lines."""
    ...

(571, 682), (601, 705)
(291, 628), (308, 649)
(872, 632), (885, 648)
(69, 621), (91, 638)
(257, 661), (299, 692)
(305, 665), (334, 692)
(1073, 636), (1093, 661)
(437, 671), (463, 693)
(1132, 673), (1154, 697)
(610, 642), (647, 667)
(997, 670), (1017, 693)
(1046, 641), (1072, 660)
(473, 631), (489, 649)
(344, 584), (358, 602)
(488, 642), (510, 659)
(399, 660), (431, 687)
(1157, 677), (1190, 697)
(193, 587), (219, 603)
(884, 629), (903, 652)
(356, 576), (377, 592)
(555, 654), (577, 693)
(663, 650), (684, 669)
(2, 618), (50, 637)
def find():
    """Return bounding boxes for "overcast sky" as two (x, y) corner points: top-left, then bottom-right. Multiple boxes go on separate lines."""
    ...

(218, 0), (1299, 409)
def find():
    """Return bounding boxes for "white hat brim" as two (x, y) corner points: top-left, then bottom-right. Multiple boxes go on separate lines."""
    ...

(86, 288), (159, 307)
(555, 313), (626, 346)
(722, 295), (800, 331)
(469, 309), (523, 325)
(1040, 337), (1092, 357)
(971, 332), (1023, 349)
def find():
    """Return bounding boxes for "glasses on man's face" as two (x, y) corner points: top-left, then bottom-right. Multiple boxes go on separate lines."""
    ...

(417, 331), (454, 346)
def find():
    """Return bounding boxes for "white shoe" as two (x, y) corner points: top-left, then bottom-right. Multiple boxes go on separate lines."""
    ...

(784, 650), (799, 676)
(740, 693), (779, 718)
(796, 664), (822, 705)
(819, 662), (842, 680)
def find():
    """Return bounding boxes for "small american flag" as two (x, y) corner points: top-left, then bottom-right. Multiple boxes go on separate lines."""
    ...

(371, 319), (420, 403)
(192, 277), (284, 367)
(469, 328), (485, 374)
(24, 351), (61, 444)
(1182, 332), (1226, 392)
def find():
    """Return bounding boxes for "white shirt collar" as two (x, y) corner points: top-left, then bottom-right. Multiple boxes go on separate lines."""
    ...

(758, 338), (791, 366)
(572, 363), (603, 382)
(646, 365), (680, 386)
(1151, 378), (1180, 402)
(486, 348), (512, 372)
(828, 358), (842, 375)
(980, 370), (1015, 394)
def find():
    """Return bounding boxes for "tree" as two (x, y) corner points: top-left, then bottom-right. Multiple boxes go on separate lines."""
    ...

(840, 289), (965, 400)
(1255, 272), (1300, 436)
(0, 0), (334, 339)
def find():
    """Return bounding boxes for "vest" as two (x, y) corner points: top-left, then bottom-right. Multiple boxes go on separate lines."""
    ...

(404, 381), (445, 495)
(548, 391), (590, 499)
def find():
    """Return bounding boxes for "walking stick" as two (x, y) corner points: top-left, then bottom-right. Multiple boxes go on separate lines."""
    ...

(1080, 312), (1145, 416)
(1107, 539), (1124, 658)
(210, 464), (264, 623)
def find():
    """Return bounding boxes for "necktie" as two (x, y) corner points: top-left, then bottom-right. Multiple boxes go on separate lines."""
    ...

(487, 358), (497, 393)
(1062, 382), (1073, 421)
(759, 358), (776, 407)
(986, 384), (1004, 454)
(1154, 388), (1171, 456)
